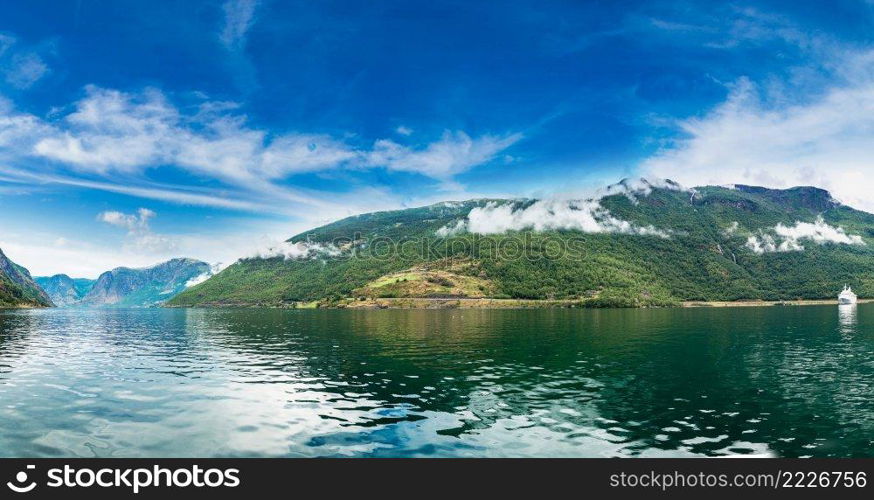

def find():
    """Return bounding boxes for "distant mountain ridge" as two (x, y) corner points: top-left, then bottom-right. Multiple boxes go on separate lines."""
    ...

(168, 180), (874, 308)
(34, 275), (95, 307)
(36, 258), (211, 307)
(80, 258), (211, 307)
(0, 248), (53, 307)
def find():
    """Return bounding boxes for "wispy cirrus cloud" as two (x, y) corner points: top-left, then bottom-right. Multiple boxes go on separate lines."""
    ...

(640, 8), (874, 213)
(0, 85), (520, 212)
(0, 33), (51, 89)
(642, 63), (874, 212)
(643, 5), (818, 51)
(5, 53), (49, 89)
(366, 131), (522, 190)
(26, 85), (357, 182)
(0, 164), (273, 212)
(217, 0), (261, 92)
(220, 0), (260, 51)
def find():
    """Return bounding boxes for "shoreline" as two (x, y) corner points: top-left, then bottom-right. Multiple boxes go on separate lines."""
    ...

(167, 296), (869, 310)
(682, 298), (873, 308)
(168, 298), (583, 309)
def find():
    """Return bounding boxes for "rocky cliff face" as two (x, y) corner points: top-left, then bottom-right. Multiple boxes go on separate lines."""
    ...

(34, 275), (94, 307)
(79, 258), (211, 307)
(0, 248), (54, 307)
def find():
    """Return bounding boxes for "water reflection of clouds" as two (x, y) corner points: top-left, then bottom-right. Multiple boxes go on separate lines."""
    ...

(2, 307), (870, 458)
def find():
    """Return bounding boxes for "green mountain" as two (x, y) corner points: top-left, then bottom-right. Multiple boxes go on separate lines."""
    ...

(78, 258), (211, 307)
(34, 275), (96, 307)
(168, 180), (874, 308)
(0, 248), (54, 307)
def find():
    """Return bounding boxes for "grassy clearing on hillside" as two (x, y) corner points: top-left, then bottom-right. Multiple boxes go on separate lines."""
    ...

(353, 268), (495, 298)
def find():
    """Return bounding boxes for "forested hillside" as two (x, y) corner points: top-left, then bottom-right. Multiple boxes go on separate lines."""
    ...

(168, 181), (874, 308)
(0, 248), (54, 307)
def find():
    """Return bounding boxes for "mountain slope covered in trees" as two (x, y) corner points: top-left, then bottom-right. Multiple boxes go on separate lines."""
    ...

(168, 181), (874, 308)
(0, 248), (54, 307)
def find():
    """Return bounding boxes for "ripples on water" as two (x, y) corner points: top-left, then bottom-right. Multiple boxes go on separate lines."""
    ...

(0, 305), (872, 457)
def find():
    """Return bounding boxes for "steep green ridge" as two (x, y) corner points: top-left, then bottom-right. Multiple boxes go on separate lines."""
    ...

(168, 182), (874, 308)
(0, 248), (54, 307)
(78, 258), (211, 307)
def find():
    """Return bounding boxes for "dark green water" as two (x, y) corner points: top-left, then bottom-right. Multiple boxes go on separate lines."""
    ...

(0, 305), (871, 457)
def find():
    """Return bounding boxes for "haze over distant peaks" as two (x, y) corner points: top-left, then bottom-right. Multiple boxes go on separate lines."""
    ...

(34, 275), (95, 307)
(36, 258), (211, 308)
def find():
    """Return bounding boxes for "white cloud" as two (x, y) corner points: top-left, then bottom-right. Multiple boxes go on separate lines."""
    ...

(642, 39), (874, 213)
(4, 52), (49, 89)
(0, 34), (13, 56)
(437, 196), (670, 238)
(249, 240), (343, 260)
(33, 86), (221, 175)
(642, 5), (821, 55)
(0, 233), (190, 279)
(0, 166), (274, 212)
(435, 178), (682, 237)
(0, 86), (517, 201)
(0, 216), (316, 279)
(0, 109), (50, 150)
(260, 134), (358, 177)
(395, 125), (413, 136)
(184, 272), (211, 288)
(0, 239), (154, 279)
(0, 41), (516, 276)
(98, 207), (178, 253)
(597, 177), (692, 204)
(745, 233), (778, 254)
(774, 217), (864, 247)
(184, 262), (226, 288)
(98, 207), (154, 230)
(0, 34), (50, 89)
(366, 130), (522, 188)
(435, 219), (467, 237)
(745, 217), (865, 254)
(220, 0), (260, 50)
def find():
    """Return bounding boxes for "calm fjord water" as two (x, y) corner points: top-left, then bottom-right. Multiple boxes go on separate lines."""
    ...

(0, 306), (872, 457)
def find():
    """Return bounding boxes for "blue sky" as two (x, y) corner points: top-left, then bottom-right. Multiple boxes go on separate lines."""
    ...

(2, 0), (874, 277)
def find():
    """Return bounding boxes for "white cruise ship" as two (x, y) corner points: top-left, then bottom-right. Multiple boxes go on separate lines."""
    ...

(838, 285), (858, 305)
